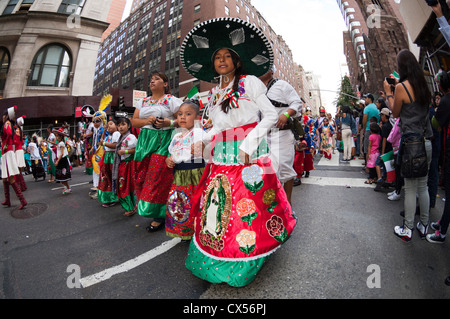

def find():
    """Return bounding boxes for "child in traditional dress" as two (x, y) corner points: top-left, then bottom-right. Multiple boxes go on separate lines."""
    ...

(112, 117), (138, 217)
(165, 100), (205, 241)
(319, 117), (335, 160)
(98, 119), (120, 207)
(53, 128), (72, 194)
(180, 18), (297, 287)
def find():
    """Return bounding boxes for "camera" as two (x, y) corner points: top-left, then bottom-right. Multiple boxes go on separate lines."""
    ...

(385, 77), (396, 85)
(153, 117), (164, 129)
(425, 0), (439, 6)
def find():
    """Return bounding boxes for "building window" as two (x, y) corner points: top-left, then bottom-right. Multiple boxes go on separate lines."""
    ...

(58, 0), (86, 15)
(194, 4), (200, 13)
(225, 6), (229, 15)
(0, 47), (10, 91)
(2, 0), (19, 15)
(28, 44), (72, 87)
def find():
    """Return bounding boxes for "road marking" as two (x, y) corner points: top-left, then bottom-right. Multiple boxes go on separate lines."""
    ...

(51, 182), (90, 191)
(300, 175), (374, 188)
(79, 238), (181, 288)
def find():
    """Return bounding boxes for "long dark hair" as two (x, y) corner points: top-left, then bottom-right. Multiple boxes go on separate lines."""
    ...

(397, 49), (431, 107)
(212, 49), (244, 114)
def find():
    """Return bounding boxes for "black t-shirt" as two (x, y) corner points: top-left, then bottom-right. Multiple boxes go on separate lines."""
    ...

(380, 121), (393, 154)
(436, 93), (450, 160)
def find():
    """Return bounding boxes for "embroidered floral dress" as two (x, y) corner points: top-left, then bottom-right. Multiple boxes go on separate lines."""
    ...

(165, 128), (206, 240)
(98, 131), (121, 204)
(185, 75), (297, 287)
(116, 134), (138, 212)
(133, 94), (183, 219)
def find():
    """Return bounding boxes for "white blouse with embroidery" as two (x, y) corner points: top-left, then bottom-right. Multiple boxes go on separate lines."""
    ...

(168, 128), (206, 164)
(204, 75), (277, 157)
(134, 94), (183, 130)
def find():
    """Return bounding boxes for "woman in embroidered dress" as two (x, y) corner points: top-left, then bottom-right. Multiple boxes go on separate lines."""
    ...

(180, 18), (297, 287)
(131, 72), (183, 232)
(53, 128), (72, 194)
(1, 106), (27, 210)
(165, 100), (205, 240)
(98, 119), (120, 207)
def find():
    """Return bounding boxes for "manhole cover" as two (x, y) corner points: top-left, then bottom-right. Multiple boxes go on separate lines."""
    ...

(10, 203), (48, 219)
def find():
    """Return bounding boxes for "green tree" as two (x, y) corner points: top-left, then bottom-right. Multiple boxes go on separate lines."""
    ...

(335, 75), (357, 111)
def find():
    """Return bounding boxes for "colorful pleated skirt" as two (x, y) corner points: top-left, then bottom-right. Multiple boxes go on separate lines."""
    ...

(98, 151), (118, 204)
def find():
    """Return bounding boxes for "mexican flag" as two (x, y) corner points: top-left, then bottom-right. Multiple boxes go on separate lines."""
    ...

(186, 86), (204, 108)
(381, 151), (396, 183)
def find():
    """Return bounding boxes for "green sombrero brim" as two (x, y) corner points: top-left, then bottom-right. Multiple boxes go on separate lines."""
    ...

(180, 17), (274, 83)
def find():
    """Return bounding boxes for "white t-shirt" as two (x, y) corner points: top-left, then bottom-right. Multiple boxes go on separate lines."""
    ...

(104, 131), (121, 152)
(266, 79), (302, 119)
(134, 94), (183, 130)
(57, 141), (68, 159)
(29, 142), (41, 160)
(168, 128), (206, 164)
(119, 134), (137, 160)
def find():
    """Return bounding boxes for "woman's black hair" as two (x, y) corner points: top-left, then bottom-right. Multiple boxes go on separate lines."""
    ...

(397, 49), (431, 107)
(212, 49), (244, 114)
(341, 105), (351, 114)
(149, 71), (171, 94)
(376, 98), (387, 110)
(117, 117), (132, 132)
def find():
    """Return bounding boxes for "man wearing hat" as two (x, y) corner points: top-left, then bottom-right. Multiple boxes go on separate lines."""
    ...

(362, 93), (380, 165)
(259, 66), (302, 205)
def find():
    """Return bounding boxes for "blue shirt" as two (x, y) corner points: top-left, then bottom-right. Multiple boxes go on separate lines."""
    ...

(364, 103), (380, 130)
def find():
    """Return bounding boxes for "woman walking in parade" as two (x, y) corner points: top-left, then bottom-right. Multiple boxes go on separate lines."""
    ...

(1, 106), (27, 210)
(131, 72), (182, 232)
(53, 128), (72, 194)
(180, 17), (297, 287)
(46, 124), (57, 183)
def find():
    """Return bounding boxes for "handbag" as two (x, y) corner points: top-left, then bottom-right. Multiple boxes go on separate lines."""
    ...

(400, 133), (427, 178)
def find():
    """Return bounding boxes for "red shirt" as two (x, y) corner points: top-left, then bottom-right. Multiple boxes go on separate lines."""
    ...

(1, 121), (14, 154)
(13, 128), (23, 152)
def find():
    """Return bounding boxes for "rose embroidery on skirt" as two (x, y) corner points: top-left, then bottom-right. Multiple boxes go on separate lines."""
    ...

(236, 229), (256, 255)
(266, 215), (288, 243)
(236, 198), (258, 226)
(242, 164), (264, 195)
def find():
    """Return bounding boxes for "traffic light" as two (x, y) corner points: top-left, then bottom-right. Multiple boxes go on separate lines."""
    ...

(118, 96), (125, 109)
(309, 92), (312, 99)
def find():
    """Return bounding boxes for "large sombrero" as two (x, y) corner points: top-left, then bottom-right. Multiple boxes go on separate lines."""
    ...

(180, 17), (274, 83)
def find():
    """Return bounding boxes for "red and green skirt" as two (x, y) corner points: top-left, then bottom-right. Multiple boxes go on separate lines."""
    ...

(165, 163), (205, 240)
(117, 155), (136, 212)
(185, 123), (297, 287)
(98, 151), (118, 204)
(134, 128), (174, 219)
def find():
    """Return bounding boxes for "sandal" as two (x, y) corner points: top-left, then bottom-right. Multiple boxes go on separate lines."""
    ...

(364, 179), (373, 184)
(123, 209), (136, 217)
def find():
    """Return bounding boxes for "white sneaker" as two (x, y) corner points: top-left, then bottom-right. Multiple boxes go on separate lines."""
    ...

(63, 188), (72, 195)
(388, 192), (401, 201)
(394, 224), (412, 242)
(387, 190), (396, 197)
(416, 222), (428, 239)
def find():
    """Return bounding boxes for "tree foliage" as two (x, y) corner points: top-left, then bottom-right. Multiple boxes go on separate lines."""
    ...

(335, 75), (357, 110)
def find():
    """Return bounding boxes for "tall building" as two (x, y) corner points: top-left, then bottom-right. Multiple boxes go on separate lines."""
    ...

(0, 0), (112, 126)
(102, 0), (127, 41)
(93, 0), (303, 109)
(337, 0), (408, 95)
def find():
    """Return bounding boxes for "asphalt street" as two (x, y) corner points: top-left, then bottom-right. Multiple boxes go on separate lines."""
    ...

(0, 151), (449, 301)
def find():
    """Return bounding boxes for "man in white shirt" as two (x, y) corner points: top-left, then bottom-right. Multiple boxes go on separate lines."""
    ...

(260, 68), (302, 205)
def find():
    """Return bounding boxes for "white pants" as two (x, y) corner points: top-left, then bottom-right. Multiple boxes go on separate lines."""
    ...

(93, 171), (100, 188)
(342, 128), (353, 160)
(269, 129), (296, 183)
